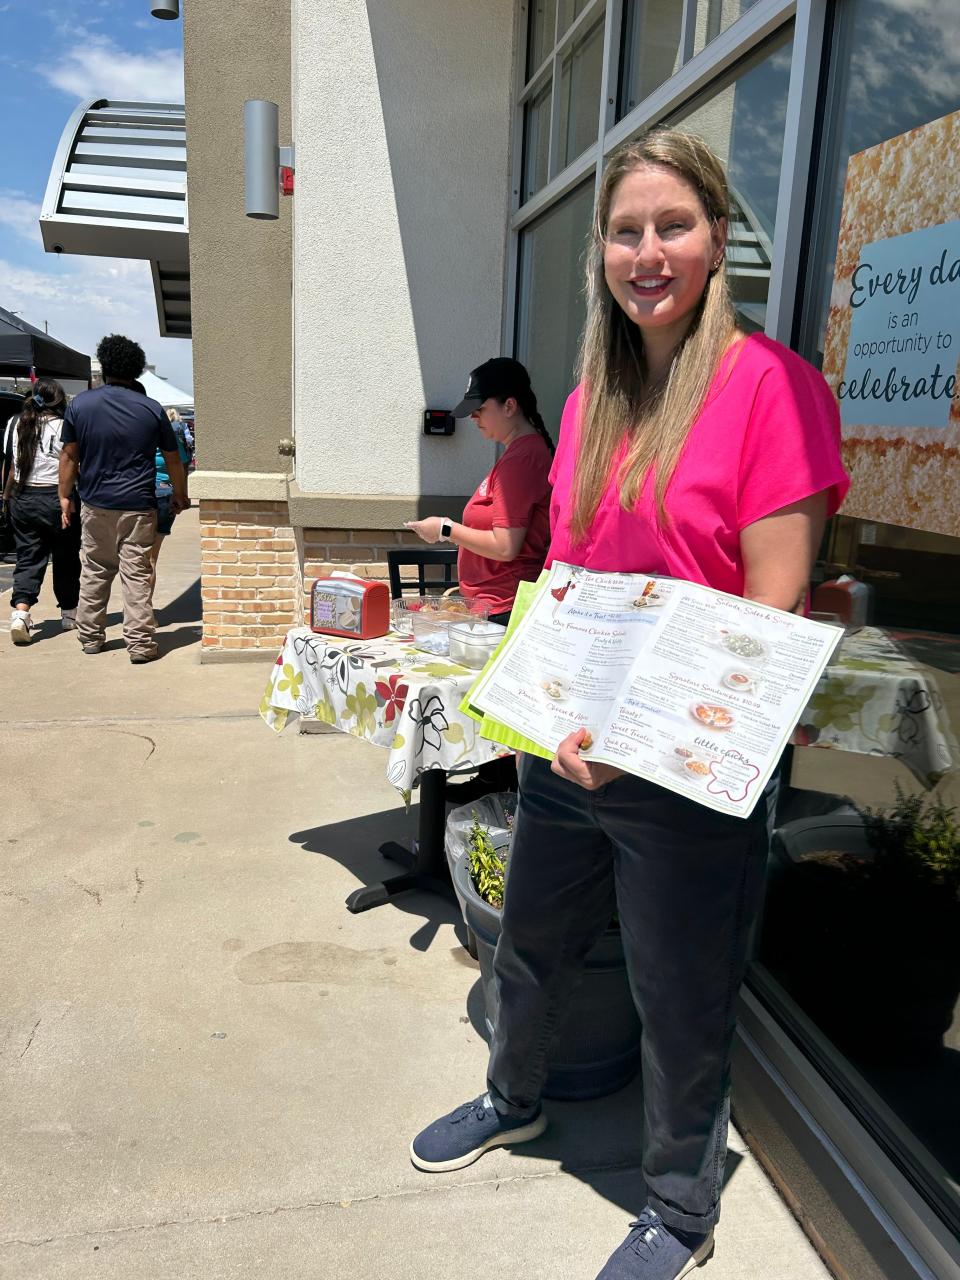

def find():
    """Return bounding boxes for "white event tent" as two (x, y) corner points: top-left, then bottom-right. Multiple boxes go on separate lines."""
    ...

(140, 369), (194, 411)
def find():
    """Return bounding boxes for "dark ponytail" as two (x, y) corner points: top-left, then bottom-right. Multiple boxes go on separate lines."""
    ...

(515, 386), (555, 457)
(14, 379), (67, 491)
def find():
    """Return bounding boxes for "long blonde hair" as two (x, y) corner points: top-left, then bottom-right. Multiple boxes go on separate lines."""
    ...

(570, 127), (737, 542)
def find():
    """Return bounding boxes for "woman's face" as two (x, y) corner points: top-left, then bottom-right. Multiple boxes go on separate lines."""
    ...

(603, 164), (725, 351)
(470, 397), (517, 443)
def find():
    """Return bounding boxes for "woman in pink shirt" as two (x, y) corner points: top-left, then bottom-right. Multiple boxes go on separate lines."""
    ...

(411, 129), (848, 1279)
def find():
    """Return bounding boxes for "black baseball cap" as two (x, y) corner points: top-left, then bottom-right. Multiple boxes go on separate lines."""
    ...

(451, 357), (533, 418)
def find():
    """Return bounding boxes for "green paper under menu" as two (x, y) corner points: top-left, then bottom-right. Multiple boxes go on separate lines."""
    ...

(466, 563), (845, 819)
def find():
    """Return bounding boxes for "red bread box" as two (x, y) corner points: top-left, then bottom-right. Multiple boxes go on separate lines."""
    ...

(310, 576), (391, 639)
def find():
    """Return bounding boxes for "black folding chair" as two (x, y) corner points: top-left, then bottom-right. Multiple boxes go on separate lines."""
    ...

(386, 547), (458, 599)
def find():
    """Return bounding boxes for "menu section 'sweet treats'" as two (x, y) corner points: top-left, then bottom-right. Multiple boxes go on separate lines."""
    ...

(468, 564), (844, 819)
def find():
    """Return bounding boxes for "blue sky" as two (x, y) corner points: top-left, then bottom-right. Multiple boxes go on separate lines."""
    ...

(0, 0), (191, 390)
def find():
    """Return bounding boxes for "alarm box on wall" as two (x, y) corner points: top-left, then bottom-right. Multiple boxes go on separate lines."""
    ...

(310, 577), (391, 639)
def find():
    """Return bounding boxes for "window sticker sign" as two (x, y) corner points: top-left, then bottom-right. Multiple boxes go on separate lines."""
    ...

(822, 109), (960, 536)
(839, 222), (958, 429)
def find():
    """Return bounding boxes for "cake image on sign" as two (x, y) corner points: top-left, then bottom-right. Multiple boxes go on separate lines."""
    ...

(821, 108), (960, 537)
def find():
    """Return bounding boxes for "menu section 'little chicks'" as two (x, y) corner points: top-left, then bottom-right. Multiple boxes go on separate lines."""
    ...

(468, 563), (844, 818)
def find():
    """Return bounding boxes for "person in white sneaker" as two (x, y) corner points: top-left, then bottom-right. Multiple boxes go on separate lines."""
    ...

(2, 380), (81, 646)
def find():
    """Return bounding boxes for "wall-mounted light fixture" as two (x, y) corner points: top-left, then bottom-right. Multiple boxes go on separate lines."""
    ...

(150, 0), (180, 18)
(244, 99), (295, 220)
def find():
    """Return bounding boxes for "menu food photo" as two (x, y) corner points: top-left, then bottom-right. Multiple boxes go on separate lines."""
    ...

(464, 563), (845, 819)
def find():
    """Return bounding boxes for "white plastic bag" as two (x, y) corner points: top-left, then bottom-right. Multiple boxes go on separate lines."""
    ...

(445, 792), (518, 868)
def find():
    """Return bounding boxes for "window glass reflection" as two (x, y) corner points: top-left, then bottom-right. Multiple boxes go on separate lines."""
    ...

(672, 27), (793, 332)
(527, 0), (559, 78)
(618, 0), (684, 119)
(514, 181), (594, 438)
(522, 83), (553, 202)
(693, 0), (761, 56)
(557, 18), (606, 168)
(801, 0), (960, 364)
(768, 0), (960, 1223)
(558, 0), (592, 36)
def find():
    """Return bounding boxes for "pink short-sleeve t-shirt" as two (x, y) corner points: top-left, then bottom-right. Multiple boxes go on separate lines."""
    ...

(547, 334), (849, 597)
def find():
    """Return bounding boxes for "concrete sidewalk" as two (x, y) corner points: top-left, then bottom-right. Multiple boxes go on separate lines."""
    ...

(0, 511), (832, 1279)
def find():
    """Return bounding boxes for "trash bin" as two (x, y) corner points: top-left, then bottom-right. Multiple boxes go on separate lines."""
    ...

(448, 796), (643, 1100)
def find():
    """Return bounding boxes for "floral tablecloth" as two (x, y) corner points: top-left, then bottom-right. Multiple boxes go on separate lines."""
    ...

(262, 625), (957, 796)
(794, 626), (958, 787)
(260, 627), (503, 794)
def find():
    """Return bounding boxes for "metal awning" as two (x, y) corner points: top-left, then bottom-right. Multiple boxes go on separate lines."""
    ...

(40, 99), (191, 338)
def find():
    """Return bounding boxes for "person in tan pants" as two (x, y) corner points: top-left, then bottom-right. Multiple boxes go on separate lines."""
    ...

(73, 506), (160, 658)
(57, 335), (188, 664)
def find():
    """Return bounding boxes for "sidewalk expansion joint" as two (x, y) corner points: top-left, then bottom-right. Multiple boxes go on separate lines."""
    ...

(1, 1159), (644, 1248)
(5, 712), (256, 729)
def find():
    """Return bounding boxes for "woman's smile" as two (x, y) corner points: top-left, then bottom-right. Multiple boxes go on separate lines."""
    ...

(628, 275), (674, 300)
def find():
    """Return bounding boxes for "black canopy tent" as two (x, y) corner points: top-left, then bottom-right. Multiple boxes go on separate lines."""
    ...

(0, 306), (91, 382)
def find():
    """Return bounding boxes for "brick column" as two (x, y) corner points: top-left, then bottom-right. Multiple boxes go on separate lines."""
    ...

(199, 499), (298, 654)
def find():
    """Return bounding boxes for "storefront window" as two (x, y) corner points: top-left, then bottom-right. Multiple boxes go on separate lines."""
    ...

(527, 0), (558, 78)
(514, 180), (594, 438)
(693, 0), (761, 56)
(800, 0), (960, 365)
(557, 17), (605, 168)
(558, 0), (591, 36)
(522, 82), (553, 201)
(756, 0), (960, 1229)
(671, 27), (793, 332)
(618, 0), (684, 120)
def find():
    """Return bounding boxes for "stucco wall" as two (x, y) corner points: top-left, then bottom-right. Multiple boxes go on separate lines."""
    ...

(183, 0), (292, 478)
(292, 0), (516, 498)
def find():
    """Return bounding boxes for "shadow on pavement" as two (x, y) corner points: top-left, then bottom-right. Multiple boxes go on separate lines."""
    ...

(289, 807), (746, 1220)
(289, 806), (465, 954)
(156, 578), (201, 626)
(159, 623), (202, 654)
(102, 577), (202, 630)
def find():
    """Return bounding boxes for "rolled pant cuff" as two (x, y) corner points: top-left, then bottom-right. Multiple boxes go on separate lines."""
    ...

(646, 1192), (719, 1235)
(486, 1083), (540, 1122)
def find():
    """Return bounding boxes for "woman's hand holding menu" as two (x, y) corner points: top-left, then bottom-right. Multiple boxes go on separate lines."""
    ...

(552, 729), (624, 792)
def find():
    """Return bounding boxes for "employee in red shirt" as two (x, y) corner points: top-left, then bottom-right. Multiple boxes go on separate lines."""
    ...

(405, 358), (553, 623)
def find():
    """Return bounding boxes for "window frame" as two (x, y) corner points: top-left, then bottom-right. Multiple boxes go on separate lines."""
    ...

(504, 0), (828, 356)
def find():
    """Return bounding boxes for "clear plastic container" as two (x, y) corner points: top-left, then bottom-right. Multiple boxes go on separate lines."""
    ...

(392, 594), (487, 639)
(448, 620), (506, 669)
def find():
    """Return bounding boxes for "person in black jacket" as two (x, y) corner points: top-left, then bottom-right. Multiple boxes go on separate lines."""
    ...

(3, 380), (81, 646)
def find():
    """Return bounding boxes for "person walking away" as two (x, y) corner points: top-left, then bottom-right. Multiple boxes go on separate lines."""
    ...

(3, 380), (81, 645)
(409, 128), (849, 1280)
(166, 407), (194, 459)
(130, 382), (193, 602)
(58, 334), (189, 663)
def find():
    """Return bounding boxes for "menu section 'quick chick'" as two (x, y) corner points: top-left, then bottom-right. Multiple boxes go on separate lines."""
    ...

(468, 563), (844, 819)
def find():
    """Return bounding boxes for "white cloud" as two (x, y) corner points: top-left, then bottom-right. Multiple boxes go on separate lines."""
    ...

(41, 34), (184, 103)
(0, 190), (44, 249)
(2, 254), (193, 392)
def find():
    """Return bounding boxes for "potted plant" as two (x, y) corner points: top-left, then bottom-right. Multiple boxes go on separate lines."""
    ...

(454, 811), (642, 1100)
(762, 786), (960, 1062)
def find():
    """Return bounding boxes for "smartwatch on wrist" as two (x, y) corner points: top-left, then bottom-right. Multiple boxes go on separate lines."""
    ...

(439, 517), (454, 541)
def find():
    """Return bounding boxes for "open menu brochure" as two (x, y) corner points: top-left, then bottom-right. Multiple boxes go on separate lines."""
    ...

(463, 562), (845, 819)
